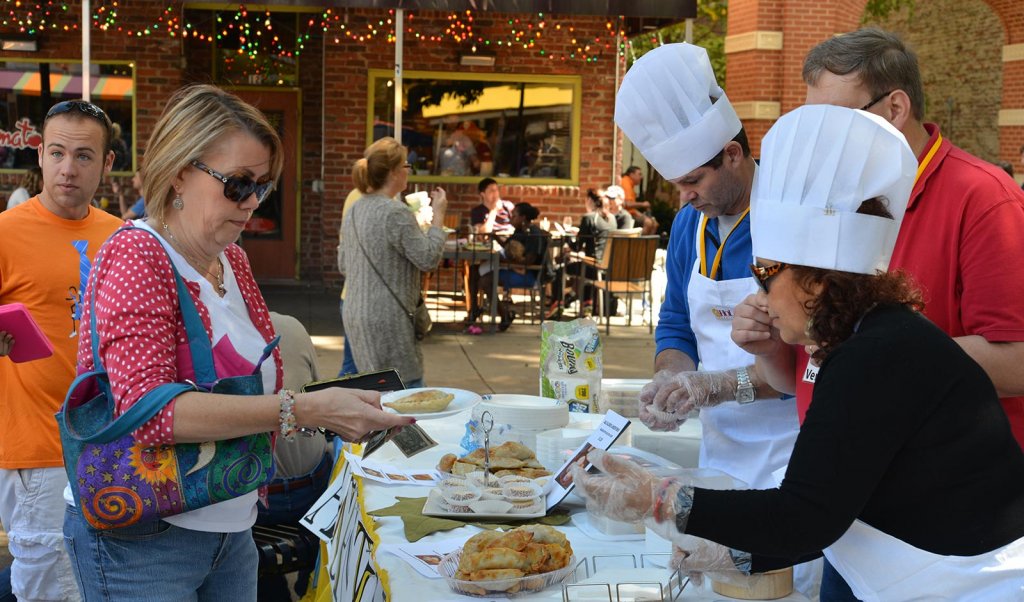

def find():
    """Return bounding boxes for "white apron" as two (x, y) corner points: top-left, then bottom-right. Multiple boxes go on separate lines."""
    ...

(825, 520), (1024, 601)
(685, 216), (800, 490)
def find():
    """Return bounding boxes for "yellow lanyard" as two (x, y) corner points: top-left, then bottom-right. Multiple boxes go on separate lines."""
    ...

(915, 133), (943, 185)
(698, 207), (751, 280)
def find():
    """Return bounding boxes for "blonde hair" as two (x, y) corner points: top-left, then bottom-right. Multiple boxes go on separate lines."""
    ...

(353, 137), (406, 193)
(142, 84), (284, 222)
(19, 166), (42, 196)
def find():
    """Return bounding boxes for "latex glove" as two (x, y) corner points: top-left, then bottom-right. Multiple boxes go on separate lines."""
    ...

(639, 370), (732, 429)
(570, 449), (659, 523)
(670, 537), (749, 588)
(731, 292), (787, 357)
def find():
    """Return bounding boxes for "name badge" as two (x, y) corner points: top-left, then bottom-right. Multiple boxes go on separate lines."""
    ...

(802, 358), (819, 384)
(710, 306), (734, 320)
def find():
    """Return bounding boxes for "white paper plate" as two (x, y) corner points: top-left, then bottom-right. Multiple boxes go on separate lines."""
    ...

(422, 489), (546, 520)
(381, 387), (482, 420)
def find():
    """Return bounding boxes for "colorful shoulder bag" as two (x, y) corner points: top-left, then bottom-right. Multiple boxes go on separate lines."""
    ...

(56, 226), (277, 530)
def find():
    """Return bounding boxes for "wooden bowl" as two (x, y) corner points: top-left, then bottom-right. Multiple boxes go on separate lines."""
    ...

(710, 567), (793, 600)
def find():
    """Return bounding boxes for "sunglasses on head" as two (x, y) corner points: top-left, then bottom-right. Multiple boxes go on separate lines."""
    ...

(191, 160), (275, 205)
(749, 262), (790, 293)
(45, 100), (113, 141)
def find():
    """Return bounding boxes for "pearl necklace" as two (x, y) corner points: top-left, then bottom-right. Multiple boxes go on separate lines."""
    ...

(161, 222), (227, 296)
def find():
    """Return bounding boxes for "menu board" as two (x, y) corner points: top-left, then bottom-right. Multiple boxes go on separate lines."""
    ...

(545, 410), (630, 509)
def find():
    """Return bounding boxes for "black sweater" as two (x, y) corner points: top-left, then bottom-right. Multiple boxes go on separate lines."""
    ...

(685, 305), (1024, 571)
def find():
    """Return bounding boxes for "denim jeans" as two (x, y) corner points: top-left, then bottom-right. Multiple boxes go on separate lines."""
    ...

(63, 504), (257, 601)
(820, 557), (861, 601)
(338, 300), (358, 377)
(257, 452), (332, 526)
(0, 567), (14, 602)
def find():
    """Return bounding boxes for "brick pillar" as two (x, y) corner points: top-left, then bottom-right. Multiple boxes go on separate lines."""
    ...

(724, 0), (867, 154)
(988, 0), (1024, 182)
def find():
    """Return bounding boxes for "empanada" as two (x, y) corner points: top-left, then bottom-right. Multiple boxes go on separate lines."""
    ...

(383, 389), (454, 414)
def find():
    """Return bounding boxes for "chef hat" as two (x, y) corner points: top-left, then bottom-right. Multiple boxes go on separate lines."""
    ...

(751, 105), (916, 275)
(615, 43), (741, 181)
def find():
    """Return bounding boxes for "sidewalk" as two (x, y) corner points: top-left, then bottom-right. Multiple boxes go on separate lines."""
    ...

(261, 284), (659, 392)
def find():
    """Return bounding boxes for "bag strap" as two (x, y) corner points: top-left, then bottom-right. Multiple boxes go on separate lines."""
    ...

(89, 225), (219, 384)
(350, 203), (416, 322)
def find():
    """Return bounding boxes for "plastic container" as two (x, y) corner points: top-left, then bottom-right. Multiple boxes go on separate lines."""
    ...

(439, 550), (575, 598)
(598, 378), (647, 418)
(588, 513), (645, 536)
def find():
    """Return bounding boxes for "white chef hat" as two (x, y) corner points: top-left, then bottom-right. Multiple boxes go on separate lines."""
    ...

(750, 105), (917, 275)
(615, 43), (741, 181)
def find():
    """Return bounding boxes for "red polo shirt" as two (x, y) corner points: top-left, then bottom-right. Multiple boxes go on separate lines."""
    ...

(795, 124), (1024, 449)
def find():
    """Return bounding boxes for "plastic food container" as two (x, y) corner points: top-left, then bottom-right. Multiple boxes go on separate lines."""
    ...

(439, 550), (575, 598)
(598, 378), (647, 418)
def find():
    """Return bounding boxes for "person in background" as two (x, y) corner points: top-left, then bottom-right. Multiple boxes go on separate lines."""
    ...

(575, 105), (1024, 600)
(336, 188), (364, 377)
(620, 165), (660, 234)
(470, 177), (515, 235)
(467, 202), (548, 331)
(258, 312), (330, 602)
(995, 160), (1014, 179)
(340, 137), (447, 389)
(5, 166), (42, 210)
(0, 98), (123, 602)
(62, 85), (411, 601)
(602, 185), (635, 230)
(545, 189), (618, 318)
(115, 170), (146, 219)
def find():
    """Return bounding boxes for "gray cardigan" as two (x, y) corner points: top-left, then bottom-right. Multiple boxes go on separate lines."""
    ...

(339, 193), (445, 382)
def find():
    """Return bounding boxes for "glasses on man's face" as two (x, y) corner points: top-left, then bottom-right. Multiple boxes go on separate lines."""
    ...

(191, 160), (274, 205)
(860, 90), (895, 112)
(749, 262), (790, 293)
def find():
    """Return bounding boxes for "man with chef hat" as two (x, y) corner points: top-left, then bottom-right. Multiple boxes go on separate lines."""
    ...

(615, 41), (816, 596)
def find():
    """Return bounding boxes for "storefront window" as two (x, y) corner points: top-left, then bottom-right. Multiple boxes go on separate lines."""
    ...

(0, 60), (135, 174)
(210, 10), (301, 87)
(368, 70), (581, 184)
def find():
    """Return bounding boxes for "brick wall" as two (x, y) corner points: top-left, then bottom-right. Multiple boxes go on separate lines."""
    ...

(867, 0), (1004, 162)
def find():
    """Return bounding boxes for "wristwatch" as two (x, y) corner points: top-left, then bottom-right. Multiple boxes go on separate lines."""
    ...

(735, 367), (755, 404)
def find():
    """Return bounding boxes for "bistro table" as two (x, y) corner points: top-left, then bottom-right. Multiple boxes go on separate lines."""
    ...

(321, 408), (809, 602)
(434, 241), (501, 332)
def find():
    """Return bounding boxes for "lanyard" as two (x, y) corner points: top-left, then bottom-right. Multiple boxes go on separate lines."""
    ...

(915, 133), (943, 185)
(698, 207), (750, 279)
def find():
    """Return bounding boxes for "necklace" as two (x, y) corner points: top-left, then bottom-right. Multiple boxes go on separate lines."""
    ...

(160, 222), (227, 296)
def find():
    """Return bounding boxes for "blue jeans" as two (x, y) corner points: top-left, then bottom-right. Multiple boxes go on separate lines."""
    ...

(257, 452), (332, 526)
(820, 557), (860, 601)
(63, 504), (257, 601)
(0, 567), (14, 602)
(338, 300), (358, 377)
(405, 377), (424, 389)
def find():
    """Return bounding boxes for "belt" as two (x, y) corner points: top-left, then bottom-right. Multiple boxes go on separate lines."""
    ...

(267, 453), (332, 495)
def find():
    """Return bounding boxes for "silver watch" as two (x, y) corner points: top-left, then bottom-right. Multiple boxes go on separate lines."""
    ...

(735, 367), (755, 404)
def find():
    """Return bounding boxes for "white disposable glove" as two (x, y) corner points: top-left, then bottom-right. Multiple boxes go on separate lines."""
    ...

(570, 449), (660, 523)
(638, 370), (734, 431)
(669, 537), (752, 587)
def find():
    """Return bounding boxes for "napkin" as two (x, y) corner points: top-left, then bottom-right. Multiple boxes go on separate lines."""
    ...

(369, 496), (571, 542)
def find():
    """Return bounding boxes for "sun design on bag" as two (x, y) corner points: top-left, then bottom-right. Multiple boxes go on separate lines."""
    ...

(128, 443), (179, 485)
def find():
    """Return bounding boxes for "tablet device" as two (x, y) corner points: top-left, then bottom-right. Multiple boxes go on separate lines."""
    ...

(0, 303), (54, 363)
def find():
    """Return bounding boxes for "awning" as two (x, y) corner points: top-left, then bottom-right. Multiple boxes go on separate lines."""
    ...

(0, 70), (133, 100)
(420, 84), (572, 119)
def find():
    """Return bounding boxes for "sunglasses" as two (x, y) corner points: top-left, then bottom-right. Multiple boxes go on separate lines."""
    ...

(191, 160), (275, 205)
(749, 262), (790, 293)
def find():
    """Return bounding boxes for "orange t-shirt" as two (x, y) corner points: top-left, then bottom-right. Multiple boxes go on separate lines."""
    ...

(620, 174), (637, 202)
(0, 197), (123, 468)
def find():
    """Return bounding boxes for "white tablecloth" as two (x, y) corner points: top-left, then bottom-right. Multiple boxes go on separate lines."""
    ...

(359, 410), (807, 601)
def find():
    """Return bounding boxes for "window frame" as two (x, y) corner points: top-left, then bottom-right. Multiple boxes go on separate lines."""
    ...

(366, 69), (582, 186)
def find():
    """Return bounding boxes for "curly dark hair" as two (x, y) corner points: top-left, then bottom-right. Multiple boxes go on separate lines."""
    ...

(789, 197), (923, 362)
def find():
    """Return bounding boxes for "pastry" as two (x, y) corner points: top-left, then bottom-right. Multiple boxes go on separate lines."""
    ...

(383, 389), (455, 414)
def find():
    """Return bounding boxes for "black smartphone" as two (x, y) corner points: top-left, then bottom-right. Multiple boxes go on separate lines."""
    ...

(300, 369), (406, 442)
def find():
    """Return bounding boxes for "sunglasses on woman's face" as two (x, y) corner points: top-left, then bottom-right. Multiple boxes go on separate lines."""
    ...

(191, 160), (274, 205)
(749, 262), (790, 293)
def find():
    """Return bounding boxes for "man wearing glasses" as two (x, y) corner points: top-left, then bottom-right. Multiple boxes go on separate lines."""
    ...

(730, 28), (1024, 601)
(0, 99), (121, 601)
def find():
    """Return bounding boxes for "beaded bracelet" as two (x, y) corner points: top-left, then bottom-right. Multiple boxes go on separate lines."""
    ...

(279, 389), (299, 441)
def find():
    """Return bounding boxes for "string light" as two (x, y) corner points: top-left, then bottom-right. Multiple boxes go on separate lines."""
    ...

(2, 0), (76, 34)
